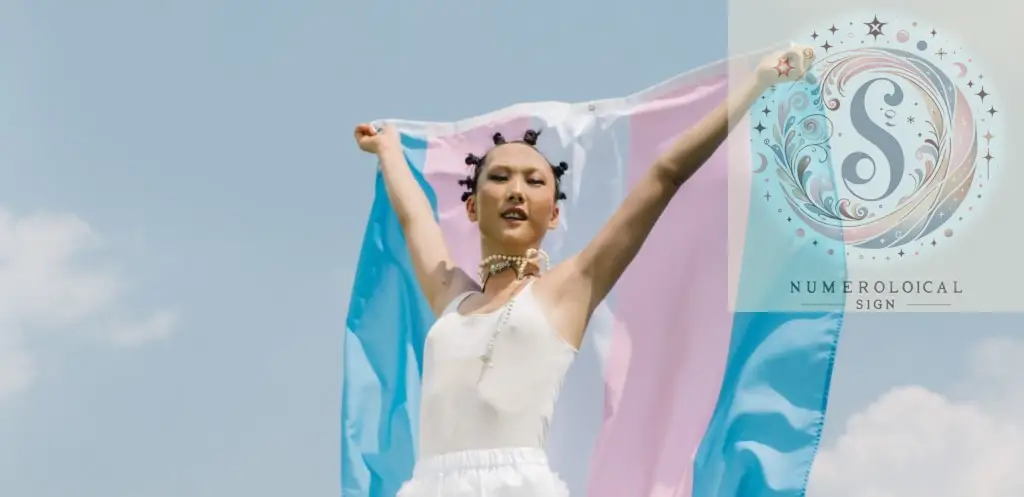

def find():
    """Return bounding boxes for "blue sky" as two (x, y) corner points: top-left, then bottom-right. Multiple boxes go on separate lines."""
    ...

(1, 1), (1021, 496)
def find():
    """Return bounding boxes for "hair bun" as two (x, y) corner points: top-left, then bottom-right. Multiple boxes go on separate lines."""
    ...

(465, 153), (482, 166)
(522, 129), (540, 146)
(553, 161), (569, 177)
(492, 132), (506, 145)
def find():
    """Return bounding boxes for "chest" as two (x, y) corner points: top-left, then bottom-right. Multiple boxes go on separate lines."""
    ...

(424, 300), (573, 371)
(420, 307), (575, 413)
(424, 307), (530, 363)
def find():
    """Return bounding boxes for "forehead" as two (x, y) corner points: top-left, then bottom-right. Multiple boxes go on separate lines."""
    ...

(484, 143), (550, 170)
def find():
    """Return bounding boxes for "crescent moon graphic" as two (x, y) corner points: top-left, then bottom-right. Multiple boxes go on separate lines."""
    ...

(754, 153), (768, 173)
(953, 62), (967, 78)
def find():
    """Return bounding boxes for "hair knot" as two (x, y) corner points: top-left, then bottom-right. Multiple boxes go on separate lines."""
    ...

(522, 129), (540, 146)
(456, 129), (568, 203)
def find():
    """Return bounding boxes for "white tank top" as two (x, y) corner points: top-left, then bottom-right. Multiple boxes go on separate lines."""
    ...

(418, 281), (578, 458)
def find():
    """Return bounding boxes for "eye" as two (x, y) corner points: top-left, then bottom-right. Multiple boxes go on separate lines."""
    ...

(527, 178), (546, 186)
(487, 173), (508, 182)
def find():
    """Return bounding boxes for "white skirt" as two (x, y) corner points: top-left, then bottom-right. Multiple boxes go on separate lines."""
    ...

(396, 447), (570, 497)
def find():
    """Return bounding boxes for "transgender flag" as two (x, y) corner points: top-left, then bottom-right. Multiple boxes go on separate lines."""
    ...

(342, 50), (846, 497)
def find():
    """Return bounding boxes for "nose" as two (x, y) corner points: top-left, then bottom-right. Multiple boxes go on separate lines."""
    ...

(507, 180), (524, 203)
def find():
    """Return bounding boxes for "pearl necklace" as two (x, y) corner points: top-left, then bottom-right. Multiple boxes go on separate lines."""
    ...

(475, 248), (550, 376)
(477, 248), (550, 287)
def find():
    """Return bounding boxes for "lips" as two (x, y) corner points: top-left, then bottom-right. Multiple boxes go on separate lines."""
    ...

(500, 207), (528, 221)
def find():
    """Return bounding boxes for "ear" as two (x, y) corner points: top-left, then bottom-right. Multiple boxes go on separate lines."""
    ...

(547, 204), (560, 230)
(465, 196), (479, 223)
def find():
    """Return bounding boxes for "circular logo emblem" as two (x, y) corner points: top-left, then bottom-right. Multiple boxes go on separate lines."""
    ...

(751, 14), (1001, 261)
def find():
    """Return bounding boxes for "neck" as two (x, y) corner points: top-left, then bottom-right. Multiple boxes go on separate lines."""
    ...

(477, 243), (548, 294)
(480, 239), (538, 261)
(479, 270), (524, 295)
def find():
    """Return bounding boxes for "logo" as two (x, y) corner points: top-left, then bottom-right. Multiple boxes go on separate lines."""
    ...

(752, 14), (1000, 259)
(749, 14), (1001, 310)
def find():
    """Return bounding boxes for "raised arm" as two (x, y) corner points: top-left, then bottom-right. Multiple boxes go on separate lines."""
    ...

(355, 124), (478, 316)
(566, 46), (816, 313)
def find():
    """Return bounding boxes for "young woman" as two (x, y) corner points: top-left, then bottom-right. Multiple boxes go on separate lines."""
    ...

(353, 45), (816, 497)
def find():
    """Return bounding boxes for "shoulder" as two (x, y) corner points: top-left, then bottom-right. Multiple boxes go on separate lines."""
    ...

(532, 256), (592, 310)
(529, 257), (591, 348)
(430, 269), (479, 317)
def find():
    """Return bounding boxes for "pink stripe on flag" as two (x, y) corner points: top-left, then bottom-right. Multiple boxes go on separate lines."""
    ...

(587, 72), (736, 497)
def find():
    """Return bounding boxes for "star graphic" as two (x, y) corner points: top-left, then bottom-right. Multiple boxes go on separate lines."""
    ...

(811, 31), (819, 39)
(821, 40), (833, 52)
(935, 48), (947, 59)
(762, 106), (771, 116)
(754, 122), (766, 134)
(976, 87), (989, 101)
(987, 106), (997, 116)
(829, 24), (839, 35)
(774, 56), (793, 77)
(967, 80), (974, 87)
(984, 131), (994, 142)
(865, 15), (887, 40)
(984, 150), (994, 164)
(930, 29), (937, 36)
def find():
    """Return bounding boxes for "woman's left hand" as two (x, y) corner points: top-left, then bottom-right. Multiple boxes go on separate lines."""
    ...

(754, 44), (816, 88)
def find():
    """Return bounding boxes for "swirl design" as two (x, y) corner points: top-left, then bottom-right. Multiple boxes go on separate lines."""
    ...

(757, 47), (979, 249)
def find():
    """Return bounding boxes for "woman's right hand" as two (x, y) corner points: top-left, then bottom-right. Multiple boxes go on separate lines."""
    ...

(354, 123), (400, 155)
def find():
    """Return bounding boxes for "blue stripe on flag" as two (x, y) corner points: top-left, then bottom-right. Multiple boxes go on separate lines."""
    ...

(692, 77), (846, 497)
(342, 133), (435, 497)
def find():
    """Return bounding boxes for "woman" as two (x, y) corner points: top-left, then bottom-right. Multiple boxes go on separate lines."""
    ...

(353, 45), (816, 497)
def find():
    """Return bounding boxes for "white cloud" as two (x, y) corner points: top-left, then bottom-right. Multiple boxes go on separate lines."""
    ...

(0, 209), (176, 399)
(807, 337), (1024, 497)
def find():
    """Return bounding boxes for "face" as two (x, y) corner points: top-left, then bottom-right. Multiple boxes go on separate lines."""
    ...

(465, 143), (560, 252)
